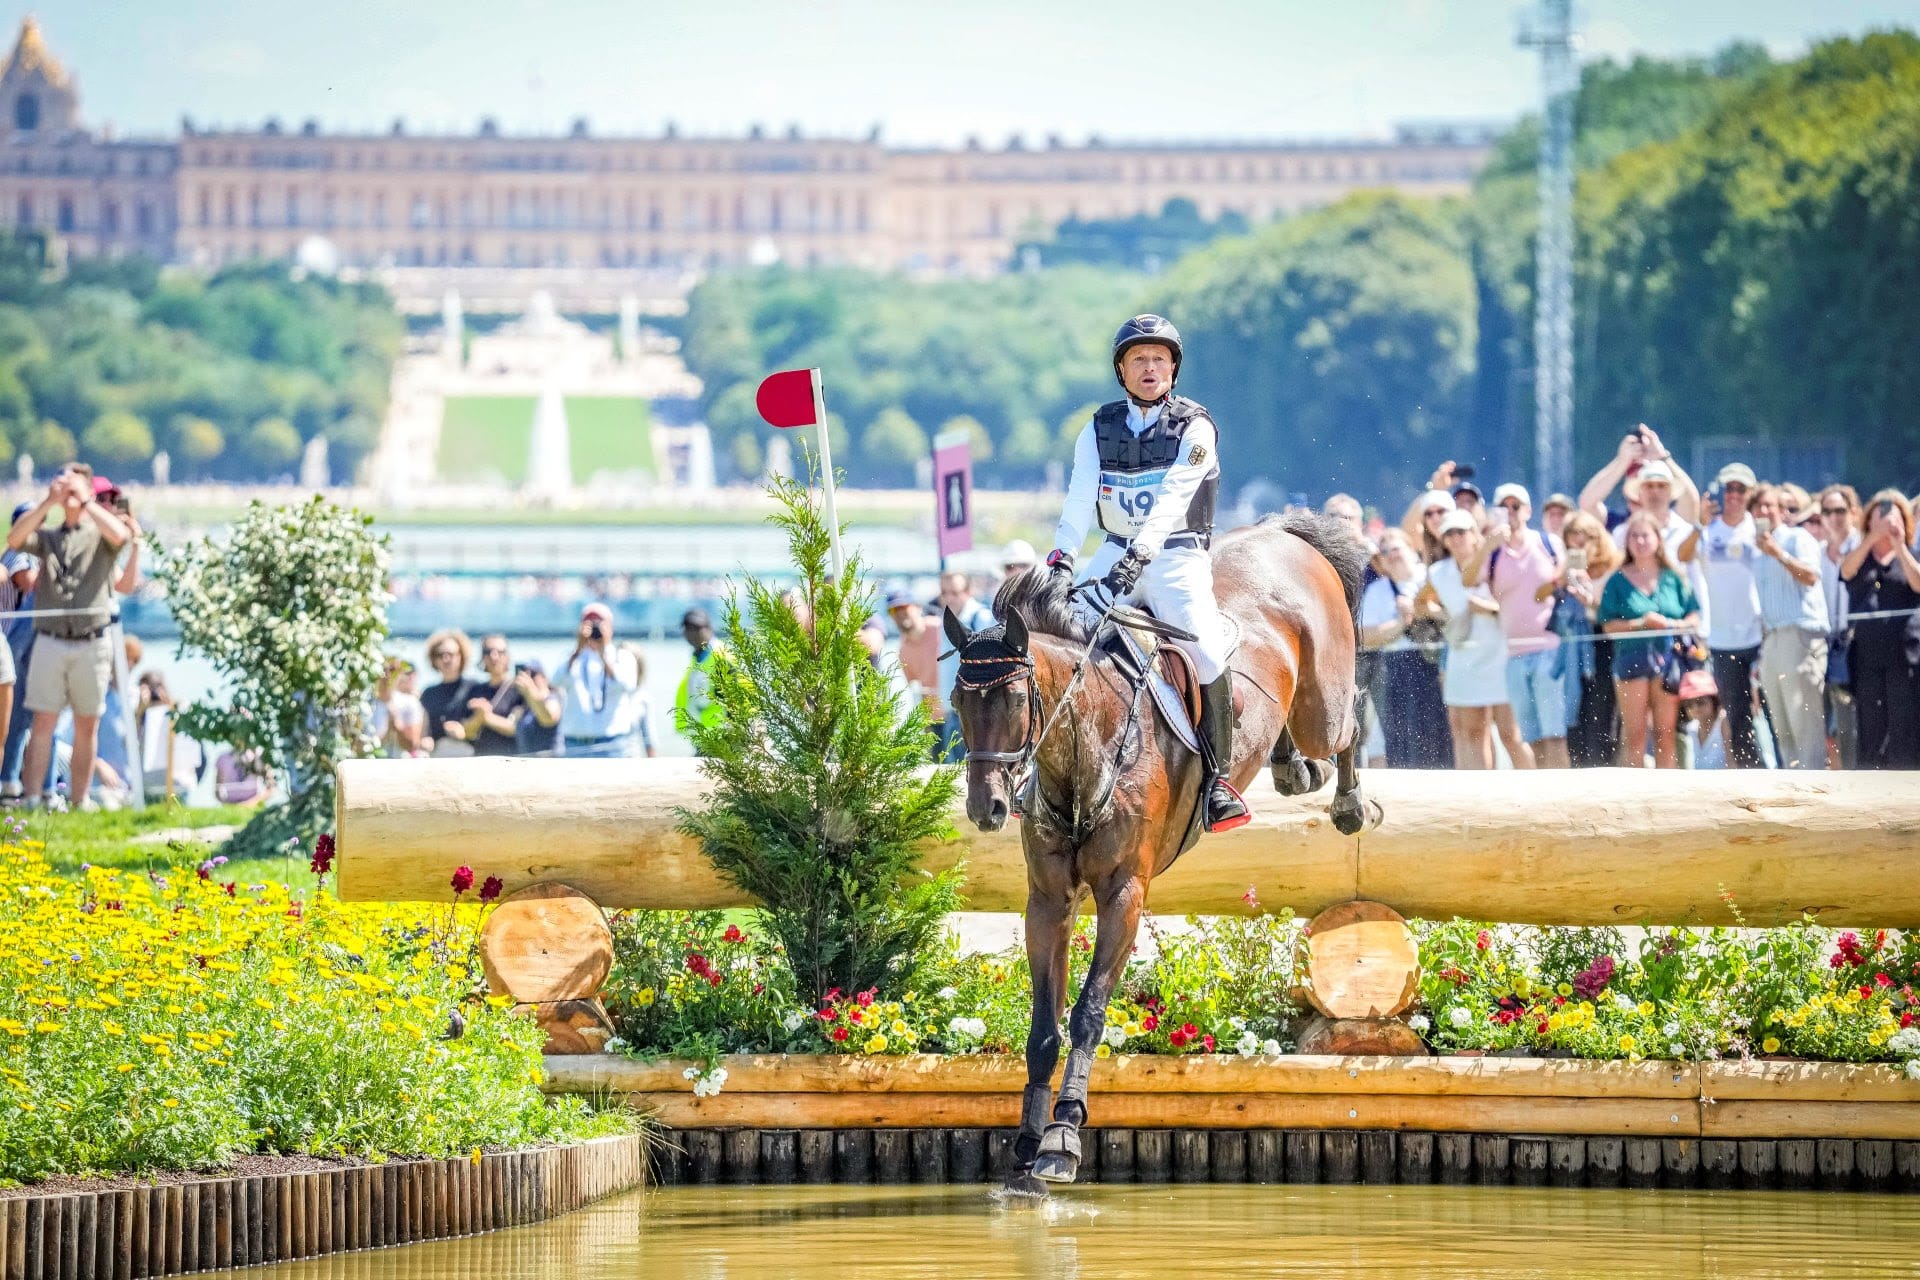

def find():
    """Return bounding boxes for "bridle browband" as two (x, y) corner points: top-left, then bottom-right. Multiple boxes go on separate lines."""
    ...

(952, 642), (1042, 767)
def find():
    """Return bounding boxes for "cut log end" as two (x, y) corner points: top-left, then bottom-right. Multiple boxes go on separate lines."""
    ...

(479, 882), (614, 1003)
(1294, 1015), (1430, 1056)
(1301, 900), (1421, 1019)
(515, 999), (617, 1055)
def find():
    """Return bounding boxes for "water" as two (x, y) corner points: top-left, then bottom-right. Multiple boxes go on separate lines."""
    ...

(222, 1183), (1920, 1279)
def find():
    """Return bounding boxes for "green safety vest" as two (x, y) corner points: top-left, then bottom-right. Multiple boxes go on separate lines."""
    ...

(675, 646), (724, 735)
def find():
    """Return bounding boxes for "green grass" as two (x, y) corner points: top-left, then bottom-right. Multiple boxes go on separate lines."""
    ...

(436, 396), (654, 487)
(437, 396), (536, 486)
(564, 396), (655, 482)
(21, 804), (306, 882)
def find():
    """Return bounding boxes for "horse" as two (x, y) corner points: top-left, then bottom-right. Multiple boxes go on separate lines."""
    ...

(941, 512), (1373, 1194)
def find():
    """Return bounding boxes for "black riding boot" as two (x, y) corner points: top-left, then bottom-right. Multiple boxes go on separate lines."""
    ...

(1199, 674), (1251, 832)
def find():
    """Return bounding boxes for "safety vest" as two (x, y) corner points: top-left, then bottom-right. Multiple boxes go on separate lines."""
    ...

(675, 646), (724, 735)
(1091, 396), (1219, 540)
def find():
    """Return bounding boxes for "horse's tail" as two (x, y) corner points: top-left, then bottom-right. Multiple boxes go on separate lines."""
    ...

(1262, 511), (1366, 624)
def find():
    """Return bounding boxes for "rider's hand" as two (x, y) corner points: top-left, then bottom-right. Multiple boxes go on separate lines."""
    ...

(1101, 549), (1148, 598)
(1046, 548), (1074, 582)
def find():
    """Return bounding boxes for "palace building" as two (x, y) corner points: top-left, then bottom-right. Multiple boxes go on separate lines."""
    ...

(0, 17), (1494, 285)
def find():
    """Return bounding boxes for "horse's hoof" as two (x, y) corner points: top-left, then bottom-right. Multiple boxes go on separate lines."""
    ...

(1031, 1122), (1081, 1183)
(1000, 1169), (1050, 1199)
(1267, 756), (1328, 794)
(1331, 793), (1381, 836)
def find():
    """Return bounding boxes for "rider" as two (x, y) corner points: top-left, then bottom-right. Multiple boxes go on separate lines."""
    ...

(1044, 314), (1249, 833)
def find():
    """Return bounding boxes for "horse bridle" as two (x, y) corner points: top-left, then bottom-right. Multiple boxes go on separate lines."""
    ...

(952, 643), (1046, 772)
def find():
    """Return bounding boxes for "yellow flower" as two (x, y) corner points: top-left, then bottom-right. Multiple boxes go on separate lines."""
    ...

(890, 1019), (908, 1036)
(1636, 1002), (1654, 1017)
(1618, 1034), (1637, 1053)
(33, 1021), (60, 1034)
(1095, 1043), (1112, 1058)
(162, 1098), (179, 1109)
(865, 1034), (888, 1053)
(636, 987), (657, 1008)
(1555, 983), (1573, 997)
(1123, 1021), (1141, 1037)
(116, 1063), (135, 1073)
(1762, 1036), (1781, 1053)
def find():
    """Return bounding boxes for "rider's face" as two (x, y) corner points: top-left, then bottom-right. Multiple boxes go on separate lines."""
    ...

(1119, 344), (1174, 401)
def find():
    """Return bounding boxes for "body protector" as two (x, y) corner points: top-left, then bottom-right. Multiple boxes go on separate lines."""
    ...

(1091, 395), (1219, 542)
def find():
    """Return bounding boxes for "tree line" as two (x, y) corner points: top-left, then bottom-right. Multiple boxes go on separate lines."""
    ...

(0, 236), (399, 484)
(683, 32), (1919, 504)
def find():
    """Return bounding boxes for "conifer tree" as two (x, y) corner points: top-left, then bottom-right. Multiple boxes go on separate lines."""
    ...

(678, 463), (962, 1002)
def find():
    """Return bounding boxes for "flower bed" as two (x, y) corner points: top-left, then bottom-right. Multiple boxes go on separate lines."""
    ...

(600, 910), (1920, 1080)
(0, 838), (622, 1187)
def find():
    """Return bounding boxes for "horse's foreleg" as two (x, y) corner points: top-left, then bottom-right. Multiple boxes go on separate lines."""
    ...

(1032, 872), (1144, 1185)
(1330, 688), (1383, 835)
(1010, 889), (1072, 1191)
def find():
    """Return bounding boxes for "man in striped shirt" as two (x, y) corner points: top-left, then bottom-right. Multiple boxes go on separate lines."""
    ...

(1748, 483), (1828, 771)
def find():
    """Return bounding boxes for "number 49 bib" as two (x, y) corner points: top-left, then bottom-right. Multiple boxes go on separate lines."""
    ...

(1098, 468), (1167, 537)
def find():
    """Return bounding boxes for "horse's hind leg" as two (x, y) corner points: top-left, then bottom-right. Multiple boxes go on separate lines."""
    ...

(1008, 889), (1071, 1196)
(1330, 689), (1384, 836)
(1269, 726), (1333, 796)
(1033, 871), (1144, 1186)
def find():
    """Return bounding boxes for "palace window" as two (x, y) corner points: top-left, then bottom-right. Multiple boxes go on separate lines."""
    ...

(855, 194), (869, 232)
(102, 200), (119, 233)
(248, 190), (263, 227)
(13, 94), (38, 131)
(198, 191), (211, 226)
(14, 196), (28, 227)
(287, 188), (301, 226)
(136, 203), (153, 235)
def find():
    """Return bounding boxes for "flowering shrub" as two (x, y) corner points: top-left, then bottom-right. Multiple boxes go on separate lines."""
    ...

(0, 839), (620, 1185)
(607, 908), (1920, 1083)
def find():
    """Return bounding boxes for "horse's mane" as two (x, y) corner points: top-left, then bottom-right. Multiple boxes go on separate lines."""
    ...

(993, 567), (1091, 642)
(1261, 510), (1366, 621)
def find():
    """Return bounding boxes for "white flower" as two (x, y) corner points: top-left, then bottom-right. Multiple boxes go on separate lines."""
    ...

(603, 1037), (628, 1053)
(1449, 1007), (1471, 1029)
(1613, 991), (1637, 1014)
(1662, 1021), (1681, 1039)
(685, 1065), (728, 1097)
(1408, 1014), (1431, 1034)
(730, 956), (753, 971)
(1102, 1024), (1128, 1048)
(682, 1066), (701, 1081)
(1887, 1027), (1920, 1056)
(782, 1010), (806, 1033)
(1228, 1016), (1247, 1032)
(1668, 1044), (1685, 1058)
(948, 1017), (987, 1042)
(1905, 1060), (1920, 1081)
(937, 987), (959, 1002)
(1260, 1039), (1282, 1055)
(1235, 1031), (1260, 1057)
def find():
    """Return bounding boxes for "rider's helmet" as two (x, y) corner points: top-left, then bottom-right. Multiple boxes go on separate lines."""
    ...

(1112, 314), (1182, 389)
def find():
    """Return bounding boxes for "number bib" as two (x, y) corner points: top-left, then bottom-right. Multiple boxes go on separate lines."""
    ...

(1098, 468), (1167, 537)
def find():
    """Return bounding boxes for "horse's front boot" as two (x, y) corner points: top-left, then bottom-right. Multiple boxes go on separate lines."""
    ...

(1331, 788), (1383, 836)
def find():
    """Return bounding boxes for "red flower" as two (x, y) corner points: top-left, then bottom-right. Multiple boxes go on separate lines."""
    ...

(1142, 1014), (1159, 1032)
(309, 833), (335, 876)
(856, 989), (875, 1007)
(1242, 885), (1259, 908)
(479, 875), (504, 904)
(1180, 1022), (1198, 1038)
(831, 1026), (850, 1042)
(450, 866), (475, 895)
(223, 882), (237, 897)
(1875, 972), (1893, 988)
(1900, 1011), (1915, 1028)
(196, 862), (213, 881)
(825, 988), (843, 1002)
(1859, 985), (1874, 998)
(817, 1008), (838, 1022)
(1830, 954), (1846, 969)
(686, 953), (711, 977)
(723, 924), (745, 944)
(850, 1009), (864, 1024)
(1168, 1029), (1190, 1048)
(1201, 1034), (1215, 1052)
(1536, 1021), (1549, 1035)
(752, 982), (764, 995)
(707, 972), (722, 987)
(1475, 930), (1491, 952)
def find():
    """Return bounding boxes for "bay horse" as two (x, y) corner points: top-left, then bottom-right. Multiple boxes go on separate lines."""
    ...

(941, 513), (1373, 1193)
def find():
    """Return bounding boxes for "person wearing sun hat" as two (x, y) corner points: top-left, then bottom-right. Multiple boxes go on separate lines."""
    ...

(1423, 506), (1525, 770)
(1400, 487), (1456, 566)
(557, 601), (653, 758)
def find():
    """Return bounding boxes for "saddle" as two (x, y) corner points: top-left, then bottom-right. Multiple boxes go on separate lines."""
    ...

(1097, 609), (1241, 756)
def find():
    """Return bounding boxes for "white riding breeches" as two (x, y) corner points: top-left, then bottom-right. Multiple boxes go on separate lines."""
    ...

(1081, 540), (1235, 684)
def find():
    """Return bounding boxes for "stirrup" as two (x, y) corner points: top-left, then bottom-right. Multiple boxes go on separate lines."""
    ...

(1204, 779), (1251, 833)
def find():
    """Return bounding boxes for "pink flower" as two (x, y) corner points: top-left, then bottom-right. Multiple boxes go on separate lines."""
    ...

(479, 875), (504, 904)
(1241, 885), (1259, 908)
(450, 866), (475, 895)
(855, 989), (875, 1007)
(723, 924), (745, 944)
(1475, 930), (1491, 952)
(1168, 1028), (1189, 1048)
(1200, 1034), (1215, 1052)
(1142, 1014), (1159, 1033)
(309, 834), (335, 877)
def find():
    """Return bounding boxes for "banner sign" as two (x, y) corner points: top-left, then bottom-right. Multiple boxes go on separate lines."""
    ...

(932, 428), (973, 560)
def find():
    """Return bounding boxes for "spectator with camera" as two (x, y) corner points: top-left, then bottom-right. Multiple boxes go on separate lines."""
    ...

(1424, 508), (1528, 769)
(513, 659), (562, 756)
(1462, 483), (1567, 769)
(1359, 527), (1452, 768)
(1747, 483), (1829, 770)
(1814, 484), (1862, 766)
(7, 464), (131, 810)
(560, 602), (655, 758)
(1840, 490), (1920, 769)
(1598, 510), (1702, 769)
(1698, 462), (1768, 768)
(419, 628), (479, 758)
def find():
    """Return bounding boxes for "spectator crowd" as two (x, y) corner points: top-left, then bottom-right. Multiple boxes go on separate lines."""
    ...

(1349, 425), (1919, 772)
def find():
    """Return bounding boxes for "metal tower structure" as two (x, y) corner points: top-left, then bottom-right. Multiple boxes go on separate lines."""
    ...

(1520, 0), (1577, 499)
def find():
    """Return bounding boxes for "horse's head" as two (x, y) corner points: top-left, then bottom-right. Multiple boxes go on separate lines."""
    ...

(944, 604), (1034, 833)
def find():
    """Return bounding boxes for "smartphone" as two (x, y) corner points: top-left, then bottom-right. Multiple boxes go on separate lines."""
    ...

(1754, 517), (1773, 536)
(1566, 547), (1589, 573)
(1452, 464), (1476, 481)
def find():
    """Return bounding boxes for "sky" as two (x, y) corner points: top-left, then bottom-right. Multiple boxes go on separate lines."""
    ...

(27, 1), (1920, 146)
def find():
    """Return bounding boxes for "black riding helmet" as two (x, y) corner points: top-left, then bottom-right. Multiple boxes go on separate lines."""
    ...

(1112, 314), (1182, 389)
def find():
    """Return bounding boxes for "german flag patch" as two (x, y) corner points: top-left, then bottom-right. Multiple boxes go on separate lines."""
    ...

(1187, 444), (1208, 466)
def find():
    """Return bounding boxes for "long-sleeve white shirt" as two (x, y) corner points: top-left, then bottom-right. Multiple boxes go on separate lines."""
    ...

(1052, 402), (1219, 561)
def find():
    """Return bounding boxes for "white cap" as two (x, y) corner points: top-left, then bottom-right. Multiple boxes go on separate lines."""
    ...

(1625, 459), (1674, 501)
(1493, 483), (1531, 509)
(1417, 489), (1456, 516)
(1438, 508), (1478, 535)
(1000, 538), (1037, 568)
(1715, 462), (1758, 488)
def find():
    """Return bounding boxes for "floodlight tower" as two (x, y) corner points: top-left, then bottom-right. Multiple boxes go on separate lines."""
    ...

(1519, 0), (1577, 499)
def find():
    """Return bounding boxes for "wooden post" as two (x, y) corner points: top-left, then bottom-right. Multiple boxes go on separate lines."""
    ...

(1661, 1138), (1700, 1188)
(949, 1130), (988, 1183)
(1700, 1140), (1738, 1189)
(1322, 1132), (1360, 1184)
(1098, 1130), (1136, 1184)
(1471, 1135), (1510, 1185)
(1816, 1138), (1854, 1189)
(1135, 1130), (1173, 1182)
(1173, 1131), (1210, 1183)
(1359, 1131), (1396, 1185)
(760, 1131), (798, 1185)
(1437, 1133), (1474, 1184)
(1212, 1130), (1248, 1183)
(1856, 1140), (1894, 1192)
(872, 1131), (911, 1184)
(910, 1130), (948, 1184)
(1548, 1137), (1587, 1187)
(836, 1131), (874, 1183)
(1284, 1131), (1321, 1184)
(1894, 1141), (1920, 1192)
(1623, 1138), (1662, 1188)
(686, 1130), (723, 1184)
(1511, 1137), (1549, 1187)
(1248, 1131), (1285, 1183)
(1777, 1139), (1816, 1190)
(797, 1131), (835, 1183)
(1397, 1132), (1434, 1184)
(723, 1131), (760, 1184)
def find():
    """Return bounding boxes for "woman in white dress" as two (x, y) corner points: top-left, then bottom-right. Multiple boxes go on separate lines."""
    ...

(1422, 508), (1528, 769)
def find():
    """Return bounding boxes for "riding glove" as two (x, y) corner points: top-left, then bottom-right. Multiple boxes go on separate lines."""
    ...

(1101, 548), (1150, 598)
(1046, 548), (1075, 581)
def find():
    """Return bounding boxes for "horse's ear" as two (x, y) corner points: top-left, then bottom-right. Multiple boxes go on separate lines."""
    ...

(942, 605), (971, 652)
(1003, 606), (1029, 655)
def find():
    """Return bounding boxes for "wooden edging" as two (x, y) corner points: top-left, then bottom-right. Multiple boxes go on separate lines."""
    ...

(544, 1054), (1920, 1140)
(0, 1134), (645, 1280)
(648, 1126), (1920, 1193)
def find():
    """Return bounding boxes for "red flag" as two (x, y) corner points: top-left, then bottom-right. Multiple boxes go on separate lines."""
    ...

(755, 368), (817, 429)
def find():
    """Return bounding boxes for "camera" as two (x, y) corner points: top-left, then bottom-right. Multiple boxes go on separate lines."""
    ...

(586, 622), (604, 641)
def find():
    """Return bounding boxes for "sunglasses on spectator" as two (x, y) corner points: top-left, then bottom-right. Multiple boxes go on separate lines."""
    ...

(431, 648), (458, 660)
(1821, 506), (1850, 517)
(482, 646), (507, 656)
(1723, 482), (1749, 493)
(1497, 501), (1523, 511)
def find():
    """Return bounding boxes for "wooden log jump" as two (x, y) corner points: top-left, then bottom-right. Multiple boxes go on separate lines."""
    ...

(336, 759), (1920, 926)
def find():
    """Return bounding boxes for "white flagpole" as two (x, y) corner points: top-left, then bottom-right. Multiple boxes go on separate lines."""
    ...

(809, 366), (845, 578)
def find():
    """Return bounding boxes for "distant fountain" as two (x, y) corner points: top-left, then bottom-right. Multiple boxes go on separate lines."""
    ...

(442, 289), (464, 367)
(618, 294), (639, 365)
(524, 384), (573, 502)
(300, 436), (330, 489)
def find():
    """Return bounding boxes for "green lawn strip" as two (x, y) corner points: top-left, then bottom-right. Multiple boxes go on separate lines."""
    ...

(26, 805), (317, 886)
(437, 396), (537, 485)
(565, 397), (655, 483)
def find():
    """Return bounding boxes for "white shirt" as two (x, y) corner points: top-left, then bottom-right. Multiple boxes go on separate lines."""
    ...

(1360, 570), (1424, 653)
(1753, 524), (1827, 634)
(1701, 515), (1762, 650)
(556, 645), (648, 740)
(1053, 402), (1219, 560)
